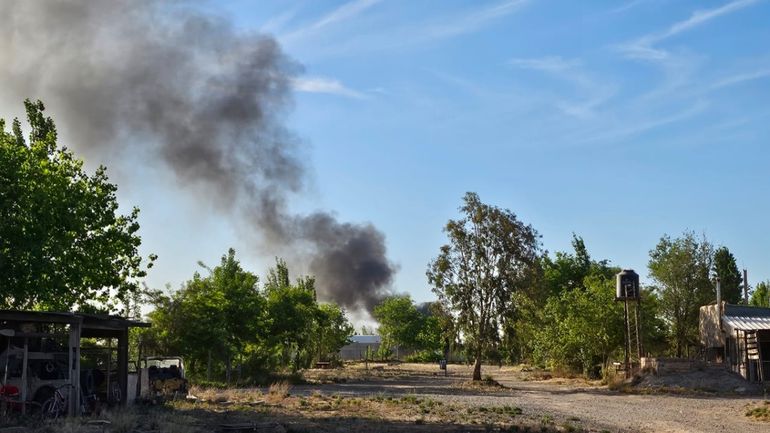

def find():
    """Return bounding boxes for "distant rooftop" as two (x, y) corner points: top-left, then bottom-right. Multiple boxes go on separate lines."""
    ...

(349, 335), (380, 344)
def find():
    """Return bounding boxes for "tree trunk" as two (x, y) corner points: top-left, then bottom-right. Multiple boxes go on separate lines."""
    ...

(207, 349), (212, 381)
(472, 357), (482, 381)
(226, 354), (232, 385)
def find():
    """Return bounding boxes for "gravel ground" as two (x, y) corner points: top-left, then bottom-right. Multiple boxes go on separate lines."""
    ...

(290, 364), (770, 433)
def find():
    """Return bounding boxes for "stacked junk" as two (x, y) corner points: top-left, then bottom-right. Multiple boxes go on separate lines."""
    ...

(0, 310), (187, 417)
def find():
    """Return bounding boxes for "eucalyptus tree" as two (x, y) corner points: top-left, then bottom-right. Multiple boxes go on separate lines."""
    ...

(427, 192), (541, 380)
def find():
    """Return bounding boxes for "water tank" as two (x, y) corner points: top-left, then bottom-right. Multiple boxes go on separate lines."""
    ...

(616, 269), (640, 300)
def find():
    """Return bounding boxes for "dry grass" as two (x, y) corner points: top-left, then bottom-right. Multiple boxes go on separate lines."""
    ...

(266, 381), (291, 403)
(746, 401), (770, 421)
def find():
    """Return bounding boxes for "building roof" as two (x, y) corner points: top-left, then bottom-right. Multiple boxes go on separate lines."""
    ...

(722, 304), (770, 332)
(348, 335), (381, 344)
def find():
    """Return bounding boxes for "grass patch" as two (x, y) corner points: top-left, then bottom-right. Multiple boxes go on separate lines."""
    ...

(746, 401), (770, 421)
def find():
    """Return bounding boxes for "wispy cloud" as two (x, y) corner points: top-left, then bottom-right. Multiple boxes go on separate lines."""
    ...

(617, 0), (760, 61)
(282, 0), (381, 42)
(508, 56), (578, 72)
(291, 77), (366, 99)
(292, 0), (531, 60)
(573, 100), (709, 145)
(420, 0), (529, 40)
(508, 56), (615, 119)
(609, 0), (649, 15)
(711, 68), (770, 89)
(260, 8), (300, 35)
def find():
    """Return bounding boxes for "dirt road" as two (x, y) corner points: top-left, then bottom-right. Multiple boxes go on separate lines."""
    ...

(295, 364), (768, 433)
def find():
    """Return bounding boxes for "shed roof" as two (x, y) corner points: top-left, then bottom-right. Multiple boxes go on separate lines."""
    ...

(722, 304), (770, 332)
(0, 310), (149, 331)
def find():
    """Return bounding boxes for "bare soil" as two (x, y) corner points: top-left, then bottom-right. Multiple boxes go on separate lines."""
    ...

(4, 363), (769, 432)
(196, 363), (770, 432)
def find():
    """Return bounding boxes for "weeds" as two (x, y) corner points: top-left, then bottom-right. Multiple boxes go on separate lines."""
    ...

(746, 401), (770, 421)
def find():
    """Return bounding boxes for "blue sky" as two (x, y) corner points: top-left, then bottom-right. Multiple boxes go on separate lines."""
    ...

(130, 0), (770, 315)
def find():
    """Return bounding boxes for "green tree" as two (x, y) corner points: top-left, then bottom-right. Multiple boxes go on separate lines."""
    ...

(264, 259), (319, 372)
(648, 232), (714, 357)
(534, 275), (624, 376)
(0, 99), (155, 311)
(373, 295), (424, 357)
(750, 281), (770, 307)
(712, 246), (743, 304)
(541, 234), (596, 296)
(143, 249), (263, 382)
(315, 303), (354, 363)
(427, 192), (541, 380)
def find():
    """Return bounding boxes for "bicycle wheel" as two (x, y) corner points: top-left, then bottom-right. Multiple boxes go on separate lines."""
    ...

(40, 397), (61, 420)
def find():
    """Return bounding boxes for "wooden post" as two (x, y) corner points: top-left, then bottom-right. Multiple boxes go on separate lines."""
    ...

(623, 298), (630, 377)
(635, 297), (643, 360)
(118, 328), (129, 406)
(744, 331), (750, 380)
(106, 338), (112, 404)
(69, 321), (81, 417)
(20, 338), (28, 415)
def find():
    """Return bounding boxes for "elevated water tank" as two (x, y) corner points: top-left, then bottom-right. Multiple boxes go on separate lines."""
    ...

(616, 269), (640, 300)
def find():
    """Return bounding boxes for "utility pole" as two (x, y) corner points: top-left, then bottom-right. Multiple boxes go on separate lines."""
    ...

(744, 269), (749, 304)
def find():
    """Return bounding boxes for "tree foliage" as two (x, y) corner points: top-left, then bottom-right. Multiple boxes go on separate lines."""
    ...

(534, 275), (624, 376)
(712, 246), (743, 304)
(427, 192), (541, 380)
(750, 281), (770, 307)
(648, 232), (714, 357)
(0, 99), (155, 311)
(373, 295), (444, 360)
(143, 251), (353, 382)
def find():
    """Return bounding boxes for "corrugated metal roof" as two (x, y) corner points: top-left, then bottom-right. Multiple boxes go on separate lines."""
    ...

(723, 304), (770, 318)
(723, 315), (770, 332)
(349, 335), (381, 344)
(721, 304), (770, 332)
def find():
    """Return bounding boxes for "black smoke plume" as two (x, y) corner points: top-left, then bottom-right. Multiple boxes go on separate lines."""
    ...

(0, 0), (395, 313)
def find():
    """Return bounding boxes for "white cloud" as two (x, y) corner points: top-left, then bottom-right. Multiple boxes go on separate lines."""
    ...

(711, 68), (770, 89)
(291, 77), (366, 99)
(508, 56), (578, 73)
(282, 0), (381, 42)
(420, 0), (529, 40)
(617, 0), (760, 62)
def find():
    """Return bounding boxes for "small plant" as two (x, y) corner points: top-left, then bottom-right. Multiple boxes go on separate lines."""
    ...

(746, 401), (770, 421)
(266, 381), (291, 403)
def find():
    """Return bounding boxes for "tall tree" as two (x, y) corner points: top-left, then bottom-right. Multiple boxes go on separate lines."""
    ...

(648, 232), (714, 357)
(750, 281), (770, 307)
(712, 246), (743, 304)
(0, 100), (155, 311)
(314, 303), (354, 363)
(373, 295), (424, 354)
(264, 259), (319, 372)
(427, 192), (541, 380)
(144, 249), (263, 382)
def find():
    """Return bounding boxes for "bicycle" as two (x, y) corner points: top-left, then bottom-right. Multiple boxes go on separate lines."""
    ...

(40, 384), (73, 419)
(40, 384), (95, 419)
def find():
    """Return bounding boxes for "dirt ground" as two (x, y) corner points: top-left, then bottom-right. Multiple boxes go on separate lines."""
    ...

(5, 363), (769, 432)
(184, 362), (770, 433)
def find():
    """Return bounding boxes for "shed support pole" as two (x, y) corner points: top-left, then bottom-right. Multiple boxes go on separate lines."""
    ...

(744, 331), (749, 381)
(20, 338), (28, 415)
(69, 321), (81, 417)
(118, 328), (128, 406)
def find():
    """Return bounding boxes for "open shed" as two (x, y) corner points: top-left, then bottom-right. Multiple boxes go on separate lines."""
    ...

(699, 303), (770, 382)
(0, 310), (148, 416)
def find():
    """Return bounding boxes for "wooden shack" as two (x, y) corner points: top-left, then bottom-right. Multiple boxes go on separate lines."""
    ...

(0, 310), (148, 416)
(699, 303), (770, 382)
